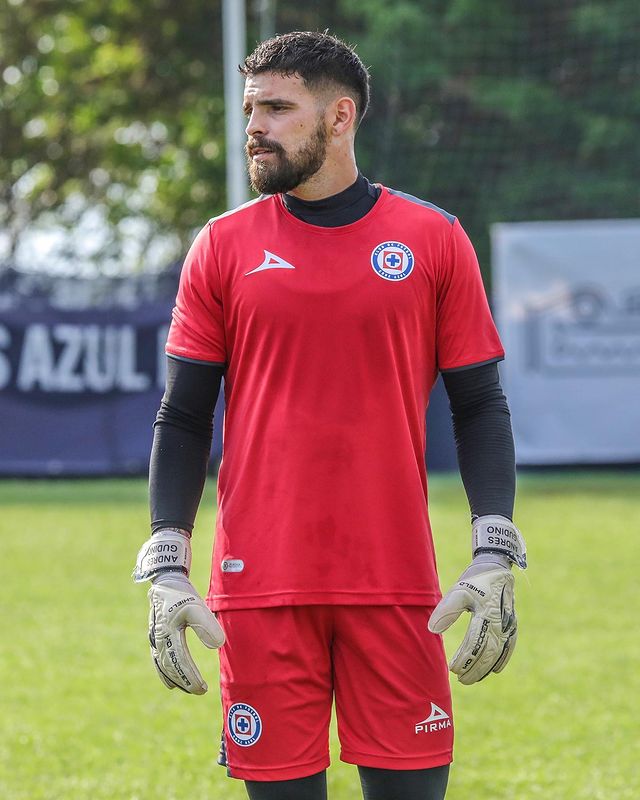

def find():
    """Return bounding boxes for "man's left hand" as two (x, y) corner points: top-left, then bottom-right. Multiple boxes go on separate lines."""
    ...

(428, 556), (518, 685)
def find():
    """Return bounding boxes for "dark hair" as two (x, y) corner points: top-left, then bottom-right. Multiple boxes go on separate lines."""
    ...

(241, 31), (370, 124)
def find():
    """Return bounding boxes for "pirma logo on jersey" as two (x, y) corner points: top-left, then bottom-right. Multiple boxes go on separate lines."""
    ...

(228, 703), (262, 747)
(245, 250), (296, 275)
(371, 241), (414, 281)
(414, 702), (451, 734)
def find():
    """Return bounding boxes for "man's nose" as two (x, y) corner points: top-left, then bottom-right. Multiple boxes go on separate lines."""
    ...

(245, 109), (266, 138)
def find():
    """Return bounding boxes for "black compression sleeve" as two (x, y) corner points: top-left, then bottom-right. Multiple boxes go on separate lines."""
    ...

(245, 772), (327, 800)
(358, 765), (449, 800)
(442, 362), (515, 520)
(149, 356), (224, 532)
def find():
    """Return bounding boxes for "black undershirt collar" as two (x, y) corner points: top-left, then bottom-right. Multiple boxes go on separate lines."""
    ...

(282, 172), (381, 228)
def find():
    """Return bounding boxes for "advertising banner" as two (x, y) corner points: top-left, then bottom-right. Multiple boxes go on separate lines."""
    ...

(492, 219), (640, 464)
(0, 271), (226, 475)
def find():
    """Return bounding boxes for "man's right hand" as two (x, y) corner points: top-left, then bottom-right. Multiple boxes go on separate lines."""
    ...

(147, 571), (225, 694)
(133, 529), (225, 694)
(428, 557), (517, 685)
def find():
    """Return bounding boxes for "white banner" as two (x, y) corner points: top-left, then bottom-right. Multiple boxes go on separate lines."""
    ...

(492, 219), (640, 464)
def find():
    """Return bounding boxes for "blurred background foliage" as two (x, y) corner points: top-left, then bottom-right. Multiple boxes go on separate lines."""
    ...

(1, 0), (639, 274)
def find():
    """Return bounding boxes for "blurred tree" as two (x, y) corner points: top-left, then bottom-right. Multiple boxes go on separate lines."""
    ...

(1, 0), (639, 273)
(1, 0), (227, 272)
(337, 0), (640, 269)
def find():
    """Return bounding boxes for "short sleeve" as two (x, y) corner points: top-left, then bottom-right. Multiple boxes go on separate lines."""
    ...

(436, 219), (504, 372)
(165, 223), (227, 364)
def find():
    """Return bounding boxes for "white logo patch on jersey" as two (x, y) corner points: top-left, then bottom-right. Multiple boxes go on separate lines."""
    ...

(221, 558), (245, 573)
(245, 250), (296, 275)
(414, 702), (452, 734)
(371, 241), (414, 281)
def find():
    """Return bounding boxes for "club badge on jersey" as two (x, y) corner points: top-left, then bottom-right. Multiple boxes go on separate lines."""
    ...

(370, 241), (414, 281)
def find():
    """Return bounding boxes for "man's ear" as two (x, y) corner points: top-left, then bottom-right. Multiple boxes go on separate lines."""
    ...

(330, 95), (358, 137)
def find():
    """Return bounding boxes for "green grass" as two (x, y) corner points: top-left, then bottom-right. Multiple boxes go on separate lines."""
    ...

(1, 473), (639, 799)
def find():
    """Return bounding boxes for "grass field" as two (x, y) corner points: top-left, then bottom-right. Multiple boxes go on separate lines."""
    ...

(2, 472), (639, 800)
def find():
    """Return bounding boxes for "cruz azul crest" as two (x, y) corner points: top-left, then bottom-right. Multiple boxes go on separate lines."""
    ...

(371, 241), (414, 281)
(228, 703), (262, 747)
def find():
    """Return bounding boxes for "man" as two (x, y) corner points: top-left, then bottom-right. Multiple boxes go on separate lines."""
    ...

(134, 31), (526, 800)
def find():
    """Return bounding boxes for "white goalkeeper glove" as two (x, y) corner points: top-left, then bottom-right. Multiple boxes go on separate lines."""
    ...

(428, 515), (526, 685)
(133, 529), (225, 695)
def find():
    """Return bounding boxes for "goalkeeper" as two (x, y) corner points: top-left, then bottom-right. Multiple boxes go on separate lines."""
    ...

(133, 30), (526, 800)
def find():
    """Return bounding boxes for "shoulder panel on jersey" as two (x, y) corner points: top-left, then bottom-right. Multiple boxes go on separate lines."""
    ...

(207, 194), (272, 225)
(387, 188), (456, 225)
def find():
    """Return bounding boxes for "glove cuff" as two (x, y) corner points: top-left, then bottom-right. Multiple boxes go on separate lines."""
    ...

(472, 515), (527, 570)
(132, 528), (192, 583)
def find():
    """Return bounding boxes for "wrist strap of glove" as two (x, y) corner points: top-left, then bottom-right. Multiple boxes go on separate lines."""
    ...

(472, 515), (527, 570)
(132, 528), (192, 583)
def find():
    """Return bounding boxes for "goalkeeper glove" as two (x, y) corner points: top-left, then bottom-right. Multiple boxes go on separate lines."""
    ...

(133, 529), (225, 695)
(428, 515), (526, 685)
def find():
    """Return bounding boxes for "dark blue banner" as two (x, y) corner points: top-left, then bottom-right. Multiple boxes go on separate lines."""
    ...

(0, 278), (224, 475)
(1, 304), (165, 475)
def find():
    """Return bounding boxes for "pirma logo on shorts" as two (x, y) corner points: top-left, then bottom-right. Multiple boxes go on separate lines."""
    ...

(414, 702), (451, 734)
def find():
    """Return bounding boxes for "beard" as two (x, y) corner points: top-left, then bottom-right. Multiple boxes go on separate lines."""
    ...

(246, 116), (329, 195)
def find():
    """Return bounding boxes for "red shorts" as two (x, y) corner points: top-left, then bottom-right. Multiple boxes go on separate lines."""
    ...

(217, 605), (453, 782)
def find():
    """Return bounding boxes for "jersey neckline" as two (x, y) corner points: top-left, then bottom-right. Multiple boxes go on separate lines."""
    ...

(274, 184), (390, 235)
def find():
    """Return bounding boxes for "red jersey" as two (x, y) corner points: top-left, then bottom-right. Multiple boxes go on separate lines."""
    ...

(166, 187), (504, 611)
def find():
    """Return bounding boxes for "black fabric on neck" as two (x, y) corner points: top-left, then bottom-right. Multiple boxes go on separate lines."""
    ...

(282, 172), (380, 227)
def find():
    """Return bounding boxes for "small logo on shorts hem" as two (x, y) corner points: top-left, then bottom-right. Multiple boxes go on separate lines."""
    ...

(414, 702), (451, 734)
(228, 703), (262, 746)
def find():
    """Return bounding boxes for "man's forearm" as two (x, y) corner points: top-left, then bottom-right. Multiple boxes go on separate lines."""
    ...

(149, 420), (212, 532)
(149, 357), (224, 532)
(442, 362), (515, 520)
